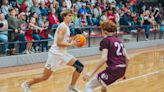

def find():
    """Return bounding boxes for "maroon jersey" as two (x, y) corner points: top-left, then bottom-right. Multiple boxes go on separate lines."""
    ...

(99, 36), (126, 67)
(98, 36), (126, 85)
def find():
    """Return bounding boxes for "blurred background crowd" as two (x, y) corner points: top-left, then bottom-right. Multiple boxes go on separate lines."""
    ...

(0, 0), (163, 55)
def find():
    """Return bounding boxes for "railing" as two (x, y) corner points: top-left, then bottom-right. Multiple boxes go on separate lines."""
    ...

(0, 24), (163, 56)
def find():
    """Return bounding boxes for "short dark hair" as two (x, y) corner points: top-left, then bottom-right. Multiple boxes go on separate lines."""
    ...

(100, 20), (117, 32)
(60, 9), (73, 18)
(8, 7), (15, 12)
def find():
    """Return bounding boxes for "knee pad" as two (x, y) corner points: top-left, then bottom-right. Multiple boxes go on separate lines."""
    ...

(73, 60), (84, 73)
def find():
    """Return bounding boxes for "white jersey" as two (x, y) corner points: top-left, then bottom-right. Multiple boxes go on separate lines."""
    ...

(49, 22), (70, 55)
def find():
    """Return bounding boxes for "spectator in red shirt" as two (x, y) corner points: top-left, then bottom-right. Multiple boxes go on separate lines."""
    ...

(48, 8), (60, 28)
(20, 0), (28, 12)
(107, 9), (116, 23)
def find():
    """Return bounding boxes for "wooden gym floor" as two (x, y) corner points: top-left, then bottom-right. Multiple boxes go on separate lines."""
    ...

(0, 46), (164, 92)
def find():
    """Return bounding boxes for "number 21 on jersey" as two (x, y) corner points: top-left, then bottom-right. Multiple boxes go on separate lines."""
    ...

(114, 42), (125, 56)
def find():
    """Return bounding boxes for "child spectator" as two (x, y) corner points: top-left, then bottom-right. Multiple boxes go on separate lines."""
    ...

(25, 17), (43, 54)
(8, 8), (21, 55)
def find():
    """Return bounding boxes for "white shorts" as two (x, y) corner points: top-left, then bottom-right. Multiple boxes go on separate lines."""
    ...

(45, 51), (75, 71)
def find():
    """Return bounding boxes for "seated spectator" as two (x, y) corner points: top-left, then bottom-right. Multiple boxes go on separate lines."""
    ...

(0, 13), (8, 55)
(26, 0), (33, 9)
(107, 9), (116, 23)
(100, 11), (107, 23)
(100, 0), (106, 12)
(78, 3), (87, 16)
(75, 14), (88, 27)
(75, 14), (92, 35)
(92, 2), (102, 25)
(72, 5), (78, 25)
(75, 0), (82, 10)
(38, 13), (47, 27)
(1, 0), (11, 18)
(65, 0), (72, 9)
(31, 1), (41, 15)
(19, 0), (28, 12)
(85, 2), (93, 26)
(48, 8), (60, 28)
(56, 1), (67, 22)
(40, 2), (49, 16)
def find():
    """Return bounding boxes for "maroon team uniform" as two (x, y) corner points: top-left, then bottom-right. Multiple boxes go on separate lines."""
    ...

(98, 36), (126, 85)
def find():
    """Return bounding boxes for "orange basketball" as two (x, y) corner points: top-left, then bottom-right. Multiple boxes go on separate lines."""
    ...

(74, 34), (86, 47)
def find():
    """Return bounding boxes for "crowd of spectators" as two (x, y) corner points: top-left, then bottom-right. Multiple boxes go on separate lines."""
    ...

(0, 0), (163, 56)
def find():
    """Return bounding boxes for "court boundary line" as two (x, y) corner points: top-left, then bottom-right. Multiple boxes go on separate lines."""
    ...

(112, 69), (164, 85)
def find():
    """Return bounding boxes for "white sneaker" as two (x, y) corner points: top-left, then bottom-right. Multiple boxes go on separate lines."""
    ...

(24, 50), (30, 54)
(21, 81), (32, 92)
(67, 85), (82, 92)
(145, 38), (149, 41)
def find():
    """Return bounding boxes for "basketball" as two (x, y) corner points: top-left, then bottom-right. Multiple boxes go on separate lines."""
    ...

(74, 34), (86, 47)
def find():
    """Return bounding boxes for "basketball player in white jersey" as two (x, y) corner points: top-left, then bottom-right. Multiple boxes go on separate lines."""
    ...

(21, 9), (84, 92)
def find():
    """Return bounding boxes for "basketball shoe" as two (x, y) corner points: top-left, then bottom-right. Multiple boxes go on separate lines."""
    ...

(67, 85), (82, 92)
(21, 81), (32, 92)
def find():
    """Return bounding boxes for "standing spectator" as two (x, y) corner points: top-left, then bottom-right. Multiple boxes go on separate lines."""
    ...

(0, 13), (8, 55)
(7, 8), (21, 55)
(153, 7), (161, 30)
(18, 12), (27, 54)
(1, 0), (11, 18)
(25, 17), (43, 54)
(39, 20), (50, 52)
(143, 10), (155, 40)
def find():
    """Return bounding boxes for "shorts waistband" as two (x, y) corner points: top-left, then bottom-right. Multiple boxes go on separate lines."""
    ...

(115, 64), (126, 68)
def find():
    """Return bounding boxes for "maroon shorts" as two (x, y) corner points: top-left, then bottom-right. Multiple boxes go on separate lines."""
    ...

(98, 66), (126, 85)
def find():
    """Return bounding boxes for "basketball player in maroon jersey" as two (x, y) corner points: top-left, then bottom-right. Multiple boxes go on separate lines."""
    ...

(83, 20), (130, 92)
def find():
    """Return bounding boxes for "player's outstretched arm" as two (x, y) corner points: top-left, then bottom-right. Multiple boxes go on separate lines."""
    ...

(83, 49), (108, 81)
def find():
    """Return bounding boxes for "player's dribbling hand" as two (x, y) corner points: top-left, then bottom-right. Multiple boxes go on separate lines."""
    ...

(70, 39), (80, 47)
(83, 72), (92, 81)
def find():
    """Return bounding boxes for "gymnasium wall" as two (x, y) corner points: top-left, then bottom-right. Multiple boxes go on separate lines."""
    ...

(0, 39), (164, 68)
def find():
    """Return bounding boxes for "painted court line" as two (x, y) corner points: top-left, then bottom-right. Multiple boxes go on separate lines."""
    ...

(112, 69), (164, 85)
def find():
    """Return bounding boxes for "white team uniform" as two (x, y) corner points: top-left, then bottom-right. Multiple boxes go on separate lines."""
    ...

(45, 22), (74, 70)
